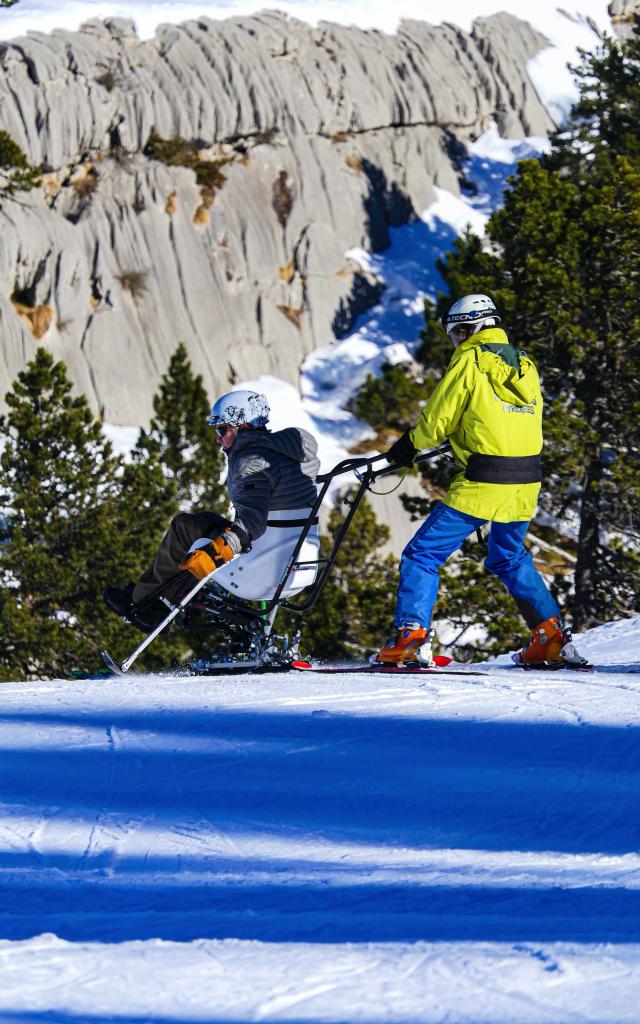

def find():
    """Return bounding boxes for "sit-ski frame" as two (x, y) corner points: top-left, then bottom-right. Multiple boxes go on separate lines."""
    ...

(102, 443), (452, 674)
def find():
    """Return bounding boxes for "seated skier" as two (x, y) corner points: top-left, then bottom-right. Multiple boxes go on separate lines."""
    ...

(105, 389), (320, 632)
(375, 293), (588, 670)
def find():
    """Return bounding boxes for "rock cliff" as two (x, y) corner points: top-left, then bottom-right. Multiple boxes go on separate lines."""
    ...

(0, 10), (554, 422)
(608, 0), (640, 38)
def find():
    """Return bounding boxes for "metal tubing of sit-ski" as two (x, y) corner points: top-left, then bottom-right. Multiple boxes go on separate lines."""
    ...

(119, 563), (233, 672)
(278, 443), (452, 616)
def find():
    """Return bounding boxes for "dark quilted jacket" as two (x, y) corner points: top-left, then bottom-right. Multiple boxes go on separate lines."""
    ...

(226, 427), (320, 540)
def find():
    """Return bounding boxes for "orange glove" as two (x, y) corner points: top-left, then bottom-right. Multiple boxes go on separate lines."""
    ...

(178, 534), (236, 580)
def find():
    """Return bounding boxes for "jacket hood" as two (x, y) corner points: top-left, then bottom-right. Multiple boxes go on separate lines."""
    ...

(230, 426), (318, 462)
(457, 327), (539, 407)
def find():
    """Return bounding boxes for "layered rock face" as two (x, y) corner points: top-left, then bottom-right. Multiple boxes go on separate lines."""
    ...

(0, 10), (553, 422)
(608, 1), (640, 38)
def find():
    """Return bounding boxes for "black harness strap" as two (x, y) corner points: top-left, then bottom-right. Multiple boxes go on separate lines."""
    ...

(266, 516), (320, 528)
(465, 453), (542, 484)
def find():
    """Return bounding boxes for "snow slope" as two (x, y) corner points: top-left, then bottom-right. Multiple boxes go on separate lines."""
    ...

(0, 617), (638, 1021)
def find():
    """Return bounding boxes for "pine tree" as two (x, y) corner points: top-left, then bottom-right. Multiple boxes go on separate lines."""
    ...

(281, 497), (399, 660)
(489, 170), (640, 627)
(547, 18), (640, 168)
(105, 429), (185, 673)
(0, 130), (40, 191)
(136, 343), (228, 512)
(0, 349), (174, 680)
(351, 363), (435, 440)
(415, 297), (452, 375)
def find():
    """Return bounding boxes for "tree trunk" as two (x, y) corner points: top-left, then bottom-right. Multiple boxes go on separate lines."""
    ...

(572, 455), (603, 631)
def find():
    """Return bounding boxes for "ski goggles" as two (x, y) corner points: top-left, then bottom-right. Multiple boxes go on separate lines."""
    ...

(214, 423), (232, 438)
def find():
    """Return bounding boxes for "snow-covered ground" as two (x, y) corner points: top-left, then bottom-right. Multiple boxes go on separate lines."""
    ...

(0, 617), (638, 1021)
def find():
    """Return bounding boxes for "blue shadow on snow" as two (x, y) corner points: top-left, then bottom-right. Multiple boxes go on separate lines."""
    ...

(0, 705), (638, 943)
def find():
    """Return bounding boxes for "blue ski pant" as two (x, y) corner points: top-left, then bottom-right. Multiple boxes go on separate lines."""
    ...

(394, 502), (560, 630)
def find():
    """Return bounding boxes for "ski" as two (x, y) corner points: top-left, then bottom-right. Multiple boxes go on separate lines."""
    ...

(290, 657), (489, 677)
(507, 660), (595, 673)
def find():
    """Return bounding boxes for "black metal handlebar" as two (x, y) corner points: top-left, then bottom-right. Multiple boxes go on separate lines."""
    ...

(274, 441), (453, 615)
(316, 443), (452, 484)
(315, 452), (389, 483)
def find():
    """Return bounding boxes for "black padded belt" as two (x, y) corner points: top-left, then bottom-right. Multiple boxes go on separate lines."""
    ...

(266, 516), (320, 528)
(465, 453), (542, 484)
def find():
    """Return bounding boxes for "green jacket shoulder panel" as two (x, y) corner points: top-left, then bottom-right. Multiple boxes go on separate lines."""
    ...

(478, 342), (525, 371)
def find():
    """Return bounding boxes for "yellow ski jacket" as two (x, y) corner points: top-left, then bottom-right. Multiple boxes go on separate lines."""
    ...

(409, 327), (543, 522)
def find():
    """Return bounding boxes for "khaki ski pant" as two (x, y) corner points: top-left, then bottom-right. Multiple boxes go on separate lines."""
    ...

(132, 511), (232, 606)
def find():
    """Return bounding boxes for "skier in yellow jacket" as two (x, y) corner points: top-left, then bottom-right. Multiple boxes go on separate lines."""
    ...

(375, 294), (587, 669)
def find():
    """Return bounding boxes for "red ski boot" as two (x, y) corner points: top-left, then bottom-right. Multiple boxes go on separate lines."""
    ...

(513, 616), (589, 668)
(373, 623), (436, 666)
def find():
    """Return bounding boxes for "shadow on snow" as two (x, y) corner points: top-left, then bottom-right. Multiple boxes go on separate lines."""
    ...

(0, 705), (638, 943)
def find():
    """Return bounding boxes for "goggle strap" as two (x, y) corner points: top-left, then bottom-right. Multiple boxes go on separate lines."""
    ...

(447, 309), (495, 324)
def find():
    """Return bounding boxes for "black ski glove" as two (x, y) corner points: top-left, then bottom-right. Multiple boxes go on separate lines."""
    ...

(386, 431), (418, 468)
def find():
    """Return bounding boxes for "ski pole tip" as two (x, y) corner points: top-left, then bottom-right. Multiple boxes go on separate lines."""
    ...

(101, 650), (127, 676)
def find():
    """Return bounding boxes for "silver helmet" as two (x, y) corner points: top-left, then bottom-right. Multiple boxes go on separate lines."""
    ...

(442, 294), (501, 335)
(208, 389), (270, 429)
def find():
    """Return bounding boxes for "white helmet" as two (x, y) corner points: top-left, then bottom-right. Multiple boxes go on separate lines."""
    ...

(443, 294), (501, 335)
(208, 389), (270, 429)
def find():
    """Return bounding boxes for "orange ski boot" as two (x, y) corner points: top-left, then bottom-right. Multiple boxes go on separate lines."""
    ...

(373, 622), (435, 666)
(514, 616), (589, 668)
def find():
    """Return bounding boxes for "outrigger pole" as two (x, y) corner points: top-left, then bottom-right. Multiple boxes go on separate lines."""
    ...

(101, 564), (235, 675)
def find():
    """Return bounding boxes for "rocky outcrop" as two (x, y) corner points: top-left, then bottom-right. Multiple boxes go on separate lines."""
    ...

(0, 10), (554, 422)
(608, 1), (640, 38)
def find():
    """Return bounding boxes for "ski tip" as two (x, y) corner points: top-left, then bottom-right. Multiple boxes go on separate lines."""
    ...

(433, 654), (453, 667)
